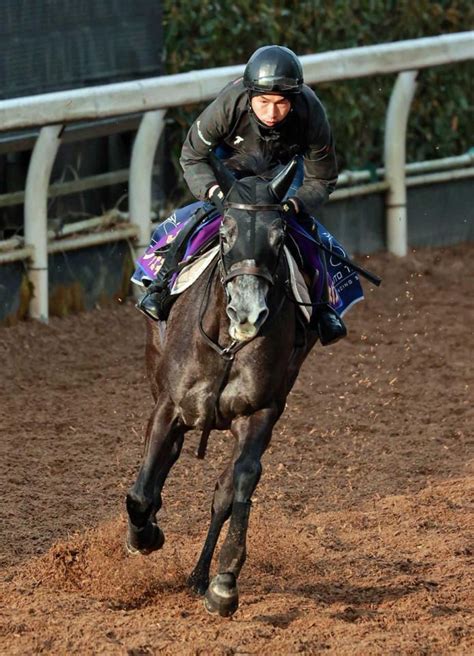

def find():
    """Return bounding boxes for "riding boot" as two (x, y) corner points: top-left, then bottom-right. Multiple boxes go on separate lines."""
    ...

(136, 204), (221, 322)
(136, 260), (177, 321)
(312, 301), (347, 346)
(308, 227), (347, 345)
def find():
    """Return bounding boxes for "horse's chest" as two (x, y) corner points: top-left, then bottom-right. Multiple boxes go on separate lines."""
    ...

(175, 367), (279, 429)
(219, 367), (282, 417)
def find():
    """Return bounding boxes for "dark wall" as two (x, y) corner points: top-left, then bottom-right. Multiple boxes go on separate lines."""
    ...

(319, 177), (474, 255)
(0, 241), (133, 325)
(407, 179), (473, 248)
(0, 0), (162, 99)
(0, 1), (163, 238)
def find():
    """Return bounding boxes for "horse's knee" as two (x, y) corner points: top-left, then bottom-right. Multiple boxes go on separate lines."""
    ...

(233, 457), (262, 503)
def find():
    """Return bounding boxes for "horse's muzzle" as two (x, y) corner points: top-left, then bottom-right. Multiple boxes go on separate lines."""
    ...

(225, 272), (270, 342)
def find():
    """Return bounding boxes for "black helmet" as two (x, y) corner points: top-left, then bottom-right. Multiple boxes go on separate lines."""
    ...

(243, 45), (303, 95)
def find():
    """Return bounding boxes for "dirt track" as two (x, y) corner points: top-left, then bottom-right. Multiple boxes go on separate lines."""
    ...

(0, 244), (473, 655)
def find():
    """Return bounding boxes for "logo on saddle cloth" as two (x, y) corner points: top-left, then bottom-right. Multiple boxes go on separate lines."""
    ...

(141, 233), (178, 276)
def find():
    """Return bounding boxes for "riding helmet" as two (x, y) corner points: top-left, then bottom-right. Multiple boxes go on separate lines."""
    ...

(243, 45), (303, 95)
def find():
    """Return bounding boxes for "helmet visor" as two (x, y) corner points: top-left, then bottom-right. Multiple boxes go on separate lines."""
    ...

(250, 76), (302, 93)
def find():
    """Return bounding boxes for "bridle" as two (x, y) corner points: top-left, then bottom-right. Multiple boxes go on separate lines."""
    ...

(219, 200), (286, 285)
(195, 200), (289, 460)
(198, 199), (288, 358)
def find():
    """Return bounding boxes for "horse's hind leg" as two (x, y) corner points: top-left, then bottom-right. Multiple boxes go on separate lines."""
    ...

(187, 441), (240, 595)
(126, 396), (184, 555)
(204, 408), (276, 617)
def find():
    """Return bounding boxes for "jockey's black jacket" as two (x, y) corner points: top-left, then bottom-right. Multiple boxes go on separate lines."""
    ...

(180, 78), (338, 217)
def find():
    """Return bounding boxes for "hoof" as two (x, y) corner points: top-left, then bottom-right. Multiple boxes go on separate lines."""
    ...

(187, 570), (209, 596)
(126, 522), (164, 556)
(204, 573), (239, 617)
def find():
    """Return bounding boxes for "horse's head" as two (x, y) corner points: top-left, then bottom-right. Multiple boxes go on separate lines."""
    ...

(211, 155), (298, 342)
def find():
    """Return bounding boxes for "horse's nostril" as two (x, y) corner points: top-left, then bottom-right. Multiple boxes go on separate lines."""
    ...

(256, 308), (269, 326)
(227, 303), (269, 327)
(227, 306), (238, 323)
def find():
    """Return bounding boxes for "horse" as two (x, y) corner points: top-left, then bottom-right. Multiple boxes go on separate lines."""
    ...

(126, 155), (318, 617)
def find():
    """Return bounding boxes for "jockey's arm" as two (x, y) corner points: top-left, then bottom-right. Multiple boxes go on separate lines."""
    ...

(292, 103), (338, 217)
(180, 94), (232, 201)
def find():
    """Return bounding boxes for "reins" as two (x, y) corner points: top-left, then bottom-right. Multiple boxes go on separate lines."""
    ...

(195, 257), (247, 460)
(224, 202), (283, 212)
(198, 257), (246, 361)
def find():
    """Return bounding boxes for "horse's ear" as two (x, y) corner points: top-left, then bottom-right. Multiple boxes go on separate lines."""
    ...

(269, 157), (299, 201)
(208, 151), (237, 195)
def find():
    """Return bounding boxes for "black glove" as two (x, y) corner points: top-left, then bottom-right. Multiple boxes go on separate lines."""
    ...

(208, 186), (225, 214)
(281, 197), (317, 235)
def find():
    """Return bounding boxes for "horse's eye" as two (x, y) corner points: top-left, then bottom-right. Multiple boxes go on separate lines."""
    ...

(220, 229), (232, 254)
(269, 225), (285, 248)
(220, 218), (237, 250)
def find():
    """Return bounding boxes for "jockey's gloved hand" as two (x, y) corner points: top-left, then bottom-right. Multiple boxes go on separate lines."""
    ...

(282, 197), (318, 235)
(208, 184), (225, 214)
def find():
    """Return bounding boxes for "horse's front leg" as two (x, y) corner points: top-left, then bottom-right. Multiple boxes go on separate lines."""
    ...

(187, 440), (240, 595)
(126, 394), (185, 555)
(204, 407), (277, 617)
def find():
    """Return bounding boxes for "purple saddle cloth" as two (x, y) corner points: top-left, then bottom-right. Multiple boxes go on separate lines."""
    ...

(133, 202), (364, 317)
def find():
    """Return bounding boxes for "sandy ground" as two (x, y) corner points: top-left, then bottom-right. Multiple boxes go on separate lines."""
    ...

(0, 243), (473, 655)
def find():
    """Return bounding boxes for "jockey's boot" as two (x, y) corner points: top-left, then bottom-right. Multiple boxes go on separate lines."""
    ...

(136, 262), (176, 322)
(308, 232), (347, 346)
(310, 302), (347, 346)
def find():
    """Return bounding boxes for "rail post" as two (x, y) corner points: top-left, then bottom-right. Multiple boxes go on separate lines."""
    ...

(129, 110), (166, 297)
(129, 110), (167, 253)
(384, 71), (418, 256)
(24, 124), (63, 322)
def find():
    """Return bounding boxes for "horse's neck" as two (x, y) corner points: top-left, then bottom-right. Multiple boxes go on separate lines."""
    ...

(269, 257), (289, 307)
(196, 267), (229, 340)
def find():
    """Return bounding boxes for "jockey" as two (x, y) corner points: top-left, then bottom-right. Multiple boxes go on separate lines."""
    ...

(138, 45), (347, 345)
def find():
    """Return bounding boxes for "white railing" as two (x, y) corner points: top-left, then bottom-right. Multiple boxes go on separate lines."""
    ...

(0, 32), (473, 321)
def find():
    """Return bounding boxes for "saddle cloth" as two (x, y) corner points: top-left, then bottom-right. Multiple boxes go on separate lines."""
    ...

(166, 244), (312, 323)
(132, 201), (364, 318)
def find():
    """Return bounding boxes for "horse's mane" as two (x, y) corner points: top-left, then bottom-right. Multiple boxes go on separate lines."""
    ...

(224, 152), (277, 179)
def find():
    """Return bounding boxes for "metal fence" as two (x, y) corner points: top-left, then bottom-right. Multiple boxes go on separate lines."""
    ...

(0, 32), (473, 321)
